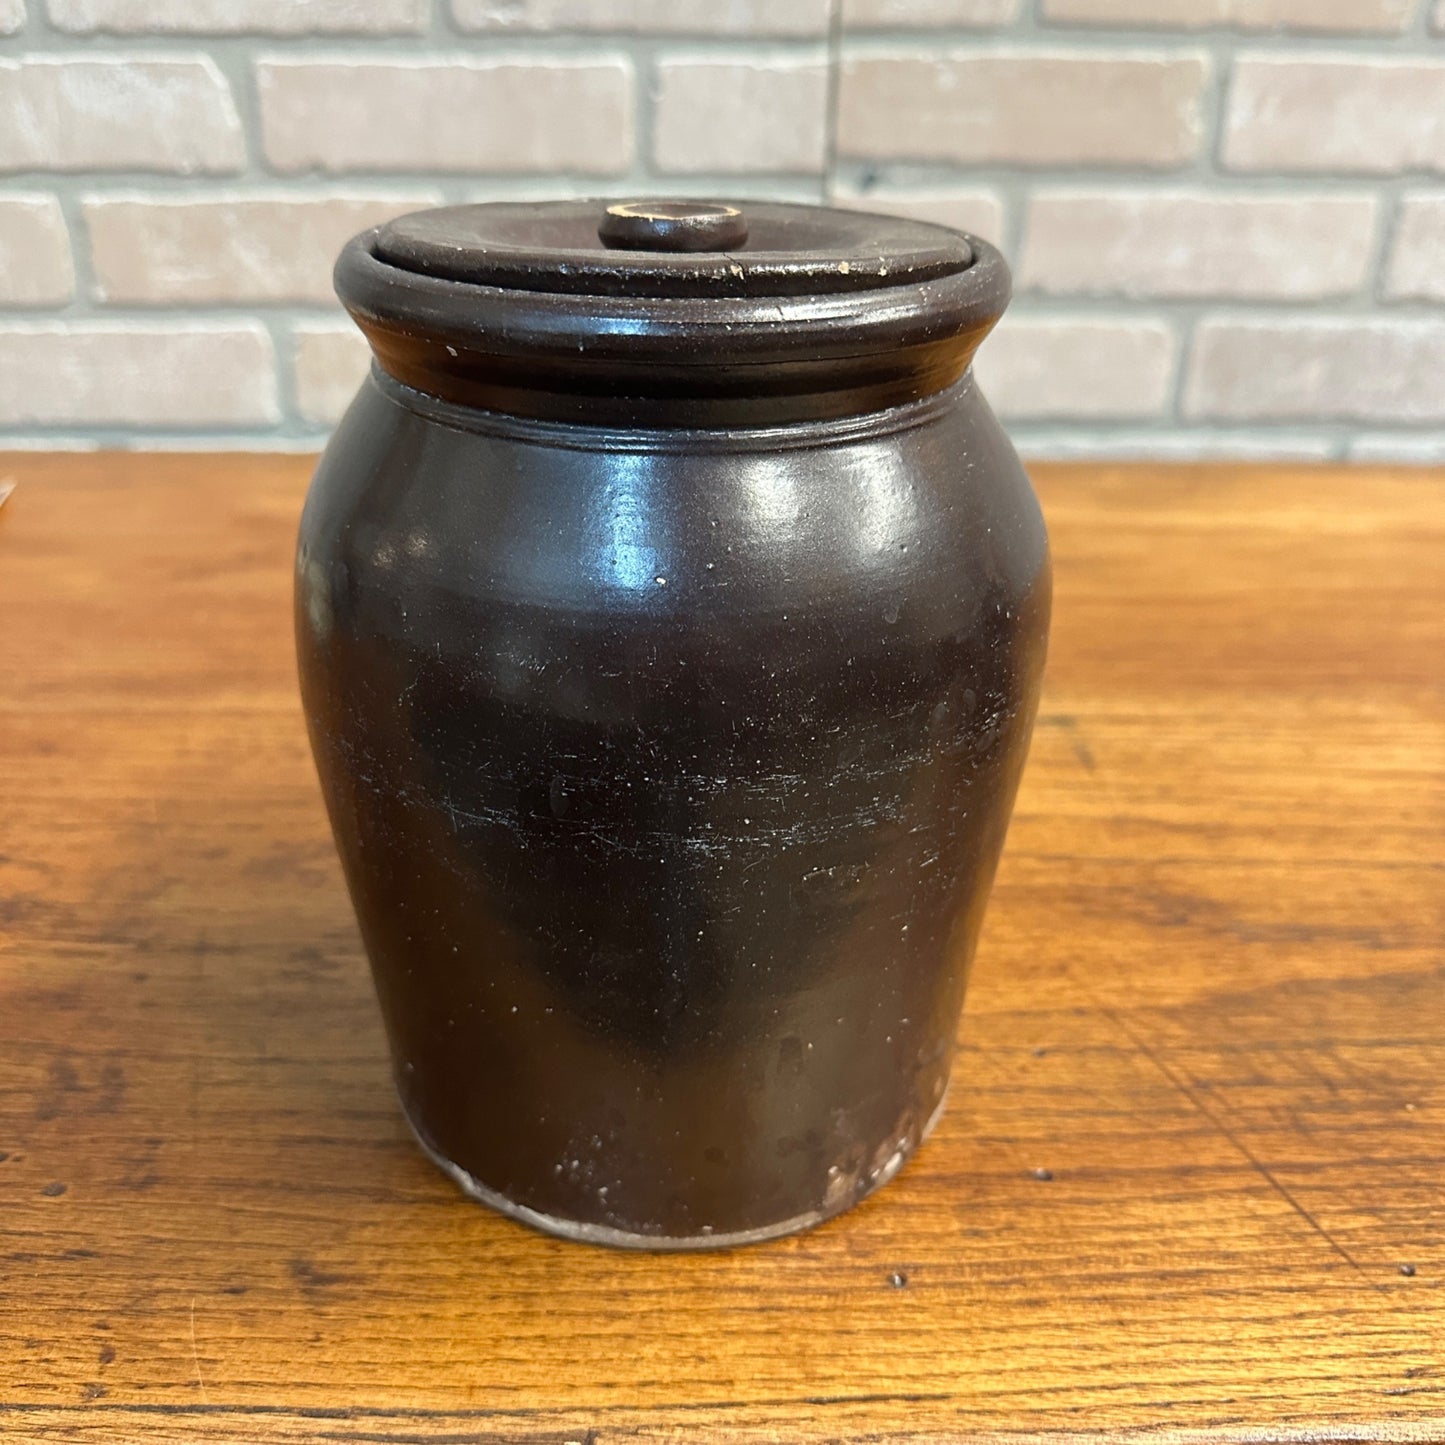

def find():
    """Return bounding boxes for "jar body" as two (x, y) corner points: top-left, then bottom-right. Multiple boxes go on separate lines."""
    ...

(296, 366), (1050, 1247)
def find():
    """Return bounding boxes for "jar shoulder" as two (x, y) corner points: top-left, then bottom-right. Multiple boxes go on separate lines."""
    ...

(299, 372), (1048, 649)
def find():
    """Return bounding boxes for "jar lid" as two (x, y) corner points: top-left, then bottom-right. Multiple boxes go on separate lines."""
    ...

(371, 199), (972, 300)
(335, 197), (1009, 427)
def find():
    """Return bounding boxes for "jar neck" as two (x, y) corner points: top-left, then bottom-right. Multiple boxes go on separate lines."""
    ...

(366, 361), (976, 445)
(360, 325), (992, 429)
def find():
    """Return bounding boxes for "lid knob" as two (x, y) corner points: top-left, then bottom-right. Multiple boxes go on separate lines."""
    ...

(598, 201), (748, 253)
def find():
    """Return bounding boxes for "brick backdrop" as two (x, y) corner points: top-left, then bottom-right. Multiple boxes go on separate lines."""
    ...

(1, 0), (1443, 458)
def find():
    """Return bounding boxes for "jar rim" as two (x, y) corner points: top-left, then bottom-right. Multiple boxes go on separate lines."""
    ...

(334, 198), (1011, 428)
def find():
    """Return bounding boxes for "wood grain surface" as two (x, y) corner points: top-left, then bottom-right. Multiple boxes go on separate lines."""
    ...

(1, 453), (1442, 1443)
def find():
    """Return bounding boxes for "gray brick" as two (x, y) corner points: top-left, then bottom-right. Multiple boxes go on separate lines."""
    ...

(1042, 0), (1412, 32)
(258, 56), (633, 175)
(0, 56), (243, 174)
(1224, 55), (1445, 174)
(1348, 433), (1445, 463)
(1014, 429), (1335, 460)
(839, 50), (1208, 168)
(1186, 317), (1445, 422)
(1020, 189), (1377, 299)
(653, 58), (828, 175)
(454, 0), (830, 34)
(48, 0), (426, 32)
(974, 317), (1177, 420)
(0, 194), (73, 305)
(842, 0), (1020, 26)
(1385, 194), (1445, 302)
(85, 192), (441, 304)
(293, 322), (371, 425)
(0, 322), (277, 426)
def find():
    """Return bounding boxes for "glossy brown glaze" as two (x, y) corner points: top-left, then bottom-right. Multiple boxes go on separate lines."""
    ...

(297, 199), (1050, 1245)
(335, 199), (994, 425)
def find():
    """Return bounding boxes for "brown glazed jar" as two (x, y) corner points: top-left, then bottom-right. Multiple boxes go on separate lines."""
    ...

(296, 200), (1050, 1248)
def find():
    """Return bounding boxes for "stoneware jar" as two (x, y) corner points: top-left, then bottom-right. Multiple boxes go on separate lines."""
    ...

(296, 199), (1050, 1248)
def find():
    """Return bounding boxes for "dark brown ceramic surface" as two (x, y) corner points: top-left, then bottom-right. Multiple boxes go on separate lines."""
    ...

(297, 198), (1050, 1246)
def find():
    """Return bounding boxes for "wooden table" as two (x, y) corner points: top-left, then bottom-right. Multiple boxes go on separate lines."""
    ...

(2, 453), (1442, 1443)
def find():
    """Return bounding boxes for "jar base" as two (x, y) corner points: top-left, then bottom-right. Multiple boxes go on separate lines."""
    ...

(398, 1090), (949, 1251)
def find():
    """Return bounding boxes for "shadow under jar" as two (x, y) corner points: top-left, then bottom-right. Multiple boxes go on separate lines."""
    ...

(296, 199), (1051, 1248)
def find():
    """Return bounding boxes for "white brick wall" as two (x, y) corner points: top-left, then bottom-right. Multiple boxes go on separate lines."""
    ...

(257, 57), (634, 174)
(0, 196), (74, 304)
(84, 191), (442, 302)
(48, 0), (429, 33)
(1018, 190), (1378, 299)
(0, 322), (277, 425)
(1224, 56), (1445, 174)
(1185, 318), (1445, 423)
(292, 321), (371, 425)
(1386, 195), (1445, 302)
(653, 58), (829, 175)
(838, 51), (1209, 168)
(976, 318), (1177, 420)
(0, 3), (1441, 459)
(0, 56), (244, 173)
(452, 0), (832, 36)
(842, 0), (1021, 25)
(1042, 0), (1413, 31)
